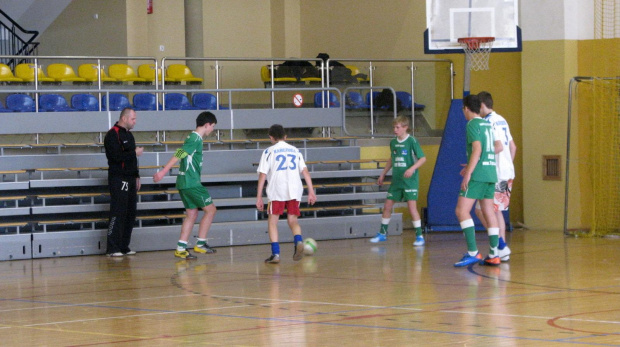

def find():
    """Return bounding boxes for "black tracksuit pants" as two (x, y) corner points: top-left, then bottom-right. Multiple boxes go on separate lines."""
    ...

(107, 175), (137, 254)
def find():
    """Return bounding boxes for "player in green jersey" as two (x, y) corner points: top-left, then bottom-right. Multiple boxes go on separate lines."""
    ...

(153, 112), (218, 259)
(370, 116), (427, 246)
(454, 95), (500, 267)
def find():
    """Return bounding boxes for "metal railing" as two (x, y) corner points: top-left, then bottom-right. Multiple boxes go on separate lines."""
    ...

(0, 9), (39, 68)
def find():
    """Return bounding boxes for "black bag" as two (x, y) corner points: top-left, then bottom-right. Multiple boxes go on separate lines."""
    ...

(375, 89), (403, 111)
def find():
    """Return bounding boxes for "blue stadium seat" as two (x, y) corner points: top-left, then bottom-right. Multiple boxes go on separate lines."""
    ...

(102, 93), (131, 111)
(344, 91), (369, 110)
(164, 93), (198, 110)
(192, 93), (217, 110)
(313, 91), (340, 108)
(0, 99), (12, 112)
(39, 94), (76, 112)
(71, 94), (99, 111)
(396, 91), (426, 110)
(366, 91), (381, 109)
(6, 94), (36, 112)
(133, 93), (160, 111)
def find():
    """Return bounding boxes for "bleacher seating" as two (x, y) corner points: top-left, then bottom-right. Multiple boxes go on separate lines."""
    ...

(0, 63), (23, 83)
(0, 100), (13, 112)
(133, 93), (159, 111)
(46, 64), (87, 83)
(108, 64), (148, 83)
(166, 64), (203, 84)
(260, 65), (298, 87)
(102, 93), (131, 111)
(39, 94), (76, 112)
(314, 91), (340, 108)
(14, 63), (56, 83)
(138, 64), (177, 84)
(6, 94), (36, 112)
(345, 91), (369, 110)
(71, 94), (100, 111)
(164, 93), (198, 110)
(78, 64), (118, 83)
(192, 93), (228, 110)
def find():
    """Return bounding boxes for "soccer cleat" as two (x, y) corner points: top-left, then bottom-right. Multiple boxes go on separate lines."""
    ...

(174, 250), (197, 259)
(454, 252), (482, 267)
(413, 236), (425, 246)
(479, 255), (501, 266)
(107, 252), (123, 257)
(265, 254), (280, 264)
(194, 243), (217, 254)
(124, 250), (136, 255)
(370, 233), (387, 243)
(293, 241), (304, 261)
(498, 246), (511, 262)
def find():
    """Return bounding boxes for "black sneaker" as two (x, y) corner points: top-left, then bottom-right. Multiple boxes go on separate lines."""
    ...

(265, 254), (280, 264)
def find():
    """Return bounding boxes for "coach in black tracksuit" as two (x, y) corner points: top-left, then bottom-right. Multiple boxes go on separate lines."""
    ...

(104, 108), (143, 256)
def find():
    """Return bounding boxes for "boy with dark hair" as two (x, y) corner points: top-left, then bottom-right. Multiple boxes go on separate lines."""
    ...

(256, 124), (317, 264)
(370, 115), (427, 246)
(153, 112), (218, 259)
(454, 95), (500, 267)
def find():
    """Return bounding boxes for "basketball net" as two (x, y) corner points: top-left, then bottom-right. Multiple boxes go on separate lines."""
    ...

(458, 37), (495, 71)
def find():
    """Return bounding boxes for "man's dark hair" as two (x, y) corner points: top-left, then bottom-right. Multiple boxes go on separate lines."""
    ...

(196, 111), (217, 127)
(477, 91), (494, 109)
(119, 107), (134, 119)
(463, 94), (481, 114)
(268, 124), (286, 140)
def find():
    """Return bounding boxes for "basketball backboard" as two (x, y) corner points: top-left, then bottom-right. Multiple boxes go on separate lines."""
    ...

(424, 0), (521, 54)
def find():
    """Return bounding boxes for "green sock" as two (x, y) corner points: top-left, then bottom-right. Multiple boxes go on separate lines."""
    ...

(489, 235), (499, 256)
(463, 226), (477, 253)
(177, 241), (187, 252)
(415, 227), (422, 237)
(197, 238), (206, 246)
(379, 224), (389, 235)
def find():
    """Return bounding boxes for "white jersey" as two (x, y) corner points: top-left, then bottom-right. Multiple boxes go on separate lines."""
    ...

(257, 141), (307, 201)
(485, 111), (515, 181)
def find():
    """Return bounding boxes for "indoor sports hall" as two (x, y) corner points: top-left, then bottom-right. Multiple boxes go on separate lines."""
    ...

(0, 1), (618, 345)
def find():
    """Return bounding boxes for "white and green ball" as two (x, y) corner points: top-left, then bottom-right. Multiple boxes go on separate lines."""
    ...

(303, 238), (318, 255)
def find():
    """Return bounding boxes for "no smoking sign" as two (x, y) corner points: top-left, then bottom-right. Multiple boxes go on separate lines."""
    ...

(293, 93), (303, 107)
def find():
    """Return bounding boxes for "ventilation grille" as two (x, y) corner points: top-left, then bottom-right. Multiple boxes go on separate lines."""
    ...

(543, 155), (561, 180)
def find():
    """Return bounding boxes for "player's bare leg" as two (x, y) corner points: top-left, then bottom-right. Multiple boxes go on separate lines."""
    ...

(194, 204), (217, 254)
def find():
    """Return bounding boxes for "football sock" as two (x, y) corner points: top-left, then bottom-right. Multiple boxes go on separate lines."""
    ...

(271, 242), (280, 255)
(294, 235), (303, 244)
(460, 219), (477, 253)
(177, 240), (188, 252)
(413, 220), (422, 237)
(488, 227), (499, 257)
(196, 238), (206, 246)
(379, 218), (390, 235)
(498, 236), (507, 250)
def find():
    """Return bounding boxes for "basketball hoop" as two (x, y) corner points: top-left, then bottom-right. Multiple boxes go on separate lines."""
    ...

(458, 37), (495, 71)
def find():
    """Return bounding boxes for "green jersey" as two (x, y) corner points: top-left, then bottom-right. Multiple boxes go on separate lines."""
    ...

(175, 131), (204, 190)
(390, 135), (425, 189)
(466, 117), (497, 183)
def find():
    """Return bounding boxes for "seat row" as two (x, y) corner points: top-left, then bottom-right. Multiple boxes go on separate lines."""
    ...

(260, 64), (368, 87)
(315, 91), (426, 110)
(0, 63), (203, 84)
(0, 92), (224, 112)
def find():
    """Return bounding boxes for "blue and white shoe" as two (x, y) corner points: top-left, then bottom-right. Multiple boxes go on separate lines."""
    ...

(369, 233), (387, 243)
(454, 252), (482, 267)
(413, 236), (425, 246)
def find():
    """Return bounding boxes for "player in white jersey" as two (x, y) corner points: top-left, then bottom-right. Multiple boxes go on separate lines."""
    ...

(475, 91), (517, 261)
(256, 124), (317, 264)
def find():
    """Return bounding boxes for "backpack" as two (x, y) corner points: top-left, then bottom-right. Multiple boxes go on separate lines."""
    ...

(375, 89), (404, 111)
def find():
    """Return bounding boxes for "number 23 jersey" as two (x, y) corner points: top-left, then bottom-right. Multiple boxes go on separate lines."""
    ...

(257, 141), (307, 201)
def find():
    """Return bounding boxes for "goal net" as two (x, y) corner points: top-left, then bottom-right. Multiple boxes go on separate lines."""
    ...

(566, 0), (620, 237)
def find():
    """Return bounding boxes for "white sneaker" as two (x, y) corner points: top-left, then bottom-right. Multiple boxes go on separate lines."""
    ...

(498, 246), (511, 262)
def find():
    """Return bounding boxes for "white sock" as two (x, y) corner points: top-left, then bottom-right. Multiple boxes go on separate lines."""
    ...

(177, 240), (187, 252)
(381, 217), (391, 225)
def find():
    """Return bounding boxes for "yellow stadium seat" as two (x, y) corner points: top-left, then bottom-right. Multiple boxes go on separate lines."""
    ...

(108, 64), (147, 82)
(0, 64), (23, 83)
(260, 65), (297, 87)
(47, 63), (87, 82)
(138, 64), (177, 84)
(166, 64), (203, 84)
(345, 65), (369, 83)
(78, 64), (118, 82)
(14, 63), (55, 83)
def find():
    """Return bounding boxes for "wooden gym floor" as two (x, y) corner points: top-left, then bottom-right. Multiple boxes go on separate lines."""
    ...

(0, 229), (618, 346)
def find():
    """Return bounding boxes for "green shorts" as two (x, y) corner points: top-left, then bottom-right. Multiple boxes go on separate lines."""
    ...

(387, 186), (418, 201)
(179, 186), (213, 209)
(459, 180), (494, 200)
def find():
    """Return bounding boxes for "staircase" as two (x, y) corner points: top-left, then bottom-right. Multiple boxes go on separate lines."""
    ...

(0, 8), (39, 68)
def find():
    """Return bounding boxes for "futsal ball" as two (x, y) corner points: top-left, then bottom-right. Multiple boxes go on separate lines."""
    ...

(303, 238), (318, 255)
